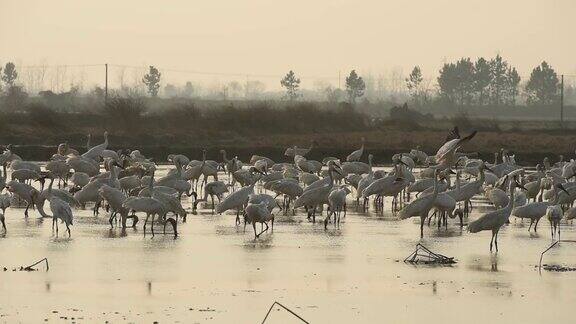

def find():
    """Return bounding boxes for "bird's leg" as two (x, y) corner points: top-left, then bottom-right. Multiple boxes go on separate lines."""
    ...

(528, 219), (533, 232)
(324, 211), (332, 230)
(150, 214), (155, 237)
(143, 213), (149, 235)
(535, 218), (540, 232)
(253, 222), (258, 239)
(24, 201), (31, 218)
(494, 231), (499, 252)
(66, 224), (71, 238)
(490, 232), (494, 252)
(420, 216), (425, 238)
(312, 208), (316, 223)
(258, 222), (269, 236)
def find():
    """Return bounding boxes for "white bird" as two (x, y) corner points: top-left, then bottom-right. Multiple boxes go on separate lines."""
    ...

(243, 201), (274, 238)
(434, 127), (477, 170)
(49, 196), (74, 237)
(356, 154), (375, 207)
(284, 142), (314, 157)
(67, 156), (100, 176)
(216, 170), (263, 224)
(398, 170), (439, 238)
(123, 182), (165, 237)
(293, 161), (342, 223)
(546, 205), (563, 239)
(193, 180), (229, 212)
(468, 180), (522, 252)
(346, 137), (365, 162)
(267, 178), (303, 212)
(513, 184), (568, 232)
(98, 184), (135, 228)
(5, 180), (38, 217)
(82, 131), (109, 161)
(326, 185), (351, 229)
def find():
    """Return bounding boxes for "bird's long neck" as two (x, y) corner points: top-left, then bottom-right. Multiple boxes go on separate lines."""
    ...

(110, 165), (117, 180)
(504, 183), (515, 215)
(432, 174), (439, 197)
(221, 150), (228, 163)
(455, 173), (461, 191)
(149, 172), (155, 192)
(552, 187), (561, 205)
(477, 168), (485, 185)
(368, 156), (373, 175)
(46, 178), (54, 197)
(86, 135), (91, 150)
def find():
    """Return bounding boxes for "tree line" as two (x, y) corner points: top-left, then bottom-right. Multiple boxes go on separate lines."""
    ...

(0, 58), (568, 112)
(406, 55), (561, 107)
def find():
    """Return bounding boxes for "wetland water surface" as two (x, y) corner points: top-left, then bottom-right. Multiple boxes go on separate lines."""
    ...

(0, 166), (575, 323)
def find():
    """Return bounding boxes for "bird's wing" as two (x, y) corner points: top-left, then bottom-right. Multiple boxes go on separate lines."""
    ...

(468, 210), (499, 233)
(445, 126), (460, 142)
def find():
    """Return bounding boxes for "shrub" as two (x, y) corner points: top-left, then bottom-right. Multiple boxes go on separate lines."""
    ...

(103, 97), (146, 132)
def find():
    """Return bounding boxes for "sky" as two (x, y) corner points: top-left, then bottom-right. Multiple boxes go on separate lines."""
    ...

(1, 0), (575, 90)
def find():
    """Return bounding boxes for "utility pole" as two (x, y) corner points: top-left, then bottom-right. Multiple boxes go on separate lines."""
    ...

(560, 74), (564, 127)
(105, 63), (109, 104)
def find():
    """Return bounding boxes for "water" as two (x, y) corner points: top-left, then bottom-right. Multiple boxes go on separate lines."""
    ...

(1, 166), (575, 323)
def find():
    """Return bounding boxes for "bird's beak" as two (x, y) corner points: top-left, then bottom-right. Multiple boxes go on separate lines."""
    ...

(515, 180), (527, 191)
(333, 164), (343, 176)
(483, 165), (494, 173)
(398, 160), (409, 167)
(448, 169), (456, 175)
(557, 184), (570, 195)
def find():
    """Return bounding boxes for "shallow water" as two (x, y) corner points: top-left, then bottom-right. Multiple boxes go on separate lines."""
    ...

(1, 166), (576, 323)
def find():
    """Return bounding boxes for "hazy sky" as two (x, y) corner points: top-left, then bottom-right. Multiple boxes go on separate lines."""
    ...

(1, 0), (575, 89)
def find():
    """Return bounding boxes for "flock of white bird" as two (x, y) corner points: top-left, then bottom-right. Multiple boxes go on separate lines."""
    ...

(1, 127), (575, 252)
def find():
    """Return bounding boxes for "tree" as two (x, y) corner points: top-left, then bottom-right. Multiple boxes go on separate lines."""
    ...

(164, 83), (178, 97)
(142, 66), (161, 97)
(504, 67), (521, 105)
(182, 81), (194, 98)
(405, 66), (424, 105)
(488, 55), (508, 105)
(437, 58), (474, 106)
(2, 86), (28, 111)
(324, 86), (344, 103)
(280, 70), (300, 101)
(525, 61), (559, 106)
(245, 80), (265, 99)
(437, 62), (459, 104)
(2, 62), (18, 88)
(473, 57), (492, 105)
(345, 70), (366, 104)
